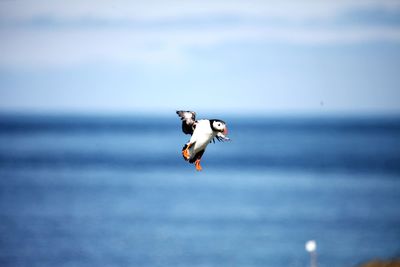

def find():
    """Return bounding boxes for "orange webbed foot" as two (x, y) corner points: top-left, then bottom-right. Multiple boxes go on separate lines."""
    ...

(195, 159), (202, 171)
(182, 149), (190, 160)
(182, 143), (193, 161)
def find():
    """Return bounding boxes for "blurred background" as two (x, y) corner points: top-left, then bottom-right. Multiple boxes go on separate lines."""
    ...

(0, 1), (399, 267)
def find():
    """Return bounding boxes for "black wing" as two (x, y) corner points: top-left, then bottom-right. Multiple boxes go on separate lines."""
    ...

(176, 110), (196, 135)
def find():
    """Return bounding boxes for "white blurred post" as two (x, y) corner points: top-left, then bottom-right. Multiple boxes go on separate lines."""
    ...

(305, 240), (317, 267)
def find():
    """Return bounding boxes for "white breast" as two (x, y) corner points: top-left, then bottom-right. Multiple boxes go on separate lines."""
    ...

(189, 120), (215, 155)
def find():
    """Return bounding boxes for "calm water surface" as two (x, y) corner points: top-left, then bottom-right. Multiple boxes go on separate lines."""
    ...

(0, 114), (399, 267)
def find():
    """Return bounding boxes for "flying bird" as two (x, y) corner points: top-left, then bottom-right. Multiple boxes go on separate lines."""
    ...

(176, 110), (230, 171)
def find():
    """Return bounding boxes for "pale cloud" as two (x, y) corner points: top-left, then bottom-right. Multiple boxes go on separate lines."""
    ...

(1, 0), (400, 68)
(1, 0), (400, 21)
(1, 25), (400, 68)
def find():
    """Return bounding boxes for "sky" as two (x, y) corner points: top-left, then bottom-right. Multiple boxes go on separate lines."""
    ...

(0, 0), (400, 115)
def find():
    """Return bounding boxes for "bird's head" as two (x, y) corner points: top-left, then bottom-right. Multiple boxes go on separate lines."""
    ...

(211, 120), (228, 135)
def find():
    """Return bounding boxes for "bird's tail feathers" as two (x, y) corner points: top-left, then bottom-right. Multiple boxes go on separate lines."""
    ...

(189, 149), (205, 164)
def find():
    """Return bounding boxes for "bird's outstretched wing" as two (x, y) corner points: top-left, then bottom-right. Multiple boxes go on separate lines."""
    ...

(176, 110), (196, 135)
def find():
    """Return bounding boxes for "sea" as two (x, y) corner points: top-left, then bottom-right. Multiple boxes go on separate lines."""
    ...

(0, 114), (399, 267)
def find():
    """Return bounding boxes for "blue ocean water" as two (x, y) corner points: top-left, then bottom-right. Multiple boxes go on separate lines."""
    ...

(0, 114), (399, 267)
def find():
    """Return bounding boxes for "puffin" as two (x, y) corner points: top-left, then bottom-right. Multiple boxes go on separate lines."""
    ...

(176, 110), (230, 171)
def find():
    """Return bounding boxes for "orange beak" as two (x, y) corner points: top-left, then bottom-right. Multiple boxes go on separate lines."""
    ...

(223, 127), (228, 135)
